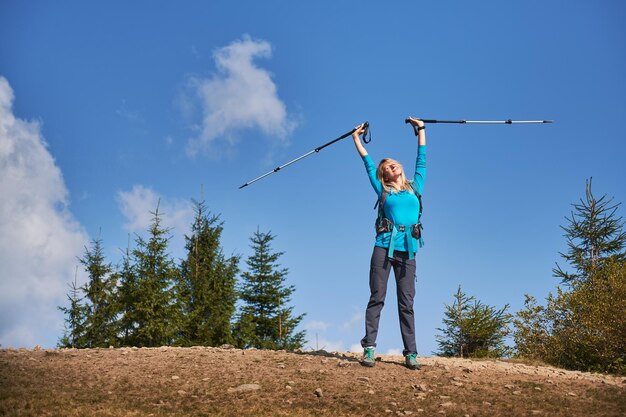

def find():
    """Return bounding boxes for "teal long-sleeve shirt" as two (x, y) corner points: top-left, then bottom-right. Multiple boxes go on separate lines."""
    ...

(362, 146), (426, 255)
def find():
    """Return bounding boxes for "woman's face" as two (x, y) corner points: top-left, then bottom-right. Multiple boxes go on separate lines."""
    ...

(382, 161), (403, 181)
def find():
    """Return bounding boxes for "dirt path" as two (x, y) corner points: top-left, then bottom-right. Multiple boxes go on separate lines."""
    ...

(1, 346), (624, 417)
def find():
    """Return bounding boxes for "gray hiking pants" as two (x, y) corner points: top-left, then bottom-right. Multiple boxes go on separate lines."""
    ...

(360, 246), (417, 356)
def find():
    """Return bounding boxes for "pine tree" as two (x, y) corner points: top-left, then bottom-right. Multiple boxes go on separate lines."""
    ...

(116, 236), (137, 346)
(436, 286), (512, 358)
(79, 234), (118, 347)
(514, 178), (626, 374)
(126, 203), (180, 347)
(553, 177), (626, 285)
(58, 267), (87, 348)
(234, 229), (306, 350)
(178, 199), (239, 346)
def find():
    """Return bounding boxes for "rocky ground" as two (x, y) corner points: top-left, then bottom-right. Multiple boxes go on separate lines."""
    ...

(1, 346), (625, 417)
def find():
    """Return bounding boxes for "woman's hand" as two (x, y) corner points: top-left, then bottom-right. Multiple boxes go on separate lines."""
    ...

(407, 117), (425, 128)
(352, 123), (367, 140)
(407, 117), (426, 146)
(352, 123), (368, 157)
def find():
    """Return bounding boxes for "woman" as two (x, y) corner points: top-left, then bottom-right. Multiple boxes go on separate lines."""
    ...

(351, 117), (426, 370)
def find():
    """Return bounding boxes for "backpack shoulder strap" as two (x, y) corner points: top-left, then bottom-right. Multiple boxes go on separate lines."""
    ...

(409, 181), (423, 221)
(374, 188), (389, 210)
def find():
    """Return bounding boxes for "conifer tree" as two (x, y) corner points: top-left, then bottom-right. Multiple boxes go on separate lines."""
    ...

(126, 203), (180, 347)
(58, 267), (87, 348)
(436, 286), (512, 358)
(116, 236), (137, 345)
(178, 199), (239, 346)
(515, 178), (626, 374)
(79, 234), (118, 347)
(234, 229), (306, 350)
(553, 177), (626, 285)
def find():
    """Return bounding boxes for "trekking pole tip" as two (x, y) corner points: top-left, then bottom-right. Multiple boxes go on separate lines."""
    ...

(239, 183), (248, 189)
(543, 120), (554, 123)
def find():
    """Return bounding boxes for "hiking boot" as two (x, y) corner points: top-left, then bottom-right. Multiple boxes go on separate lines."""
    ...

(361, 347), (376, 367)
(405, 352), (421, 370)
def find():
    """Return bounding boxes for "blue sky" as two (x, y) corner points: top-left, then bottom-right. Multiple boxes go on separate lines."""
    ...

(1, 1), (625, 355)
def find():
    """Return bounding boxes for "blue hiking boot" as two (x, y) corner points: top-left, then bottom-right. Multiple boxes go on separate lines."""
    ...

(405, 352), (421, 370)
(361, 347), (376, 367)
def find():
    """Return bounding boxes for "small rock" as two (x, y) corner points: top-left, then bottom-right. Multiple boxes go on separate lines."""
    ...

(440, 401), (454, 408)
(228, 384), (261, 393)
(451, 381), (464, 387)
(483, 401), (492, 406)
(357, 376), (370, 383)
(391, 402), (398, 407)
(567, 392), (577, 397)
(513, 390), (522, 395)
(368, 389), (375, 394)
(177, 390), (187, 395)
(287, 380), (295, 385)
(385, 410), (393, 414)
(438, 395), (450, 400)
(285, 385), (292, 390)
(417, 409), (424, 413)
(171, 376), (180, 380)
(462, 367), (472, 373)
(314, 388), (323, 397)
(504, 384), (515, 390)
(412, 383), (428, 392)
(534, 386), (542, 391)
(220, 344), (235, 349)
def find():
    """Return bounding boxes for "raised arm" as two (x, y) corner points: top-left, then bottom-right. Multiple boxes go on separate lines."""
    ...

(407, 117), (427, 193)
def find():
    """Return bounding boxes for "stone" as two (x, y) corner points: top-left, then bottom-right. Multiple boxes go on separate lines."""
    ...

(314, 388), (323, 397)
(228, 384), (261, 393)
(412, 383), (428, 392)
(171, 376), (180, 380)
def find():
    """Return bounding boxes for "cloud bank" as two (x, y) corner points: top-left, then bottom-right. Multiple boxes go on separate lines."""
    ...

(185, 36), (297, 157)
(117, 184), (194, 238)
(0, 76), (88, 348)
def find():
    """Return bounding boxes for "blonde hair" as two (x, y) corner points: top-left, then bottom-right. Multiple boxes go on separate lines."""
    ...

(376, 158), (414, 193)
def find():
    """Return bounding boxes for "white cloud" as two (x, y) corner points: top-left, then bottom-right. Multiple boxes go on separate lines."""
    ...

(305, 320), (332, 332)
(184, 35), (297, 157)
(0, 76), (89, 348)
(116, 185), (194, 237)
(341, 310), (364, 331)
(350, 343), (363, 353)
(385, 348), (402, 356)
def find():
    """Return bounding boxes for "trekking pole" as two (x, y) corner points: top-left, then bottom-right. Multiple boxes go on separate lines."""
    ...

(239, 122), (370, 189)
(404, 118), (553, 135)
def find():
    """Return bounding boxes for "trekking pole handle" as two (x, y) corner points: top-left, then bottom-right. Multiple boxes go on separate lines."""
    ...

(362, 121), (371, 143)
(405, 117), (421, 136)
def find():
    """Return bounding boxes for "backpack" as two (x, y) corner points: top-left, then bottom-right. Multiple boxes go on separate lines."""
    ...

(374, 181), (423, 241)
